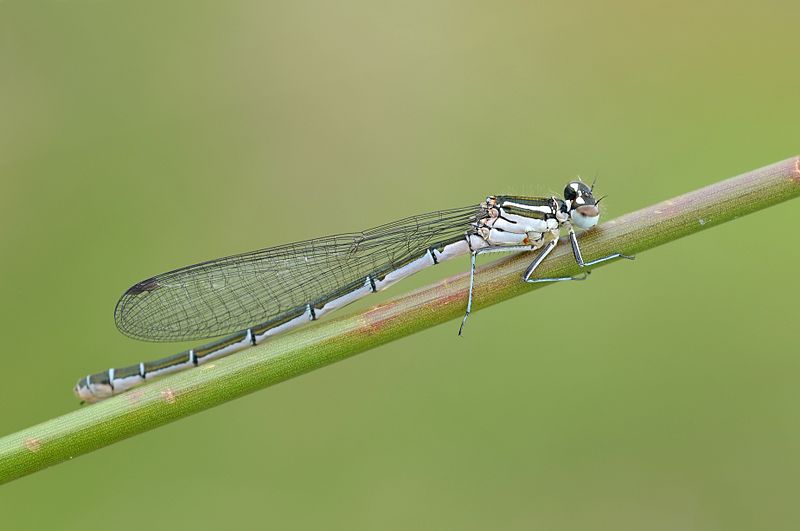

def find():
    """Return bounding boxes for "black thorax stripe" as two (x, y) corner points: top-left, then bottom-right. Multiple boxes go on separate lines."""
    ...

(496, 196), (557, 220)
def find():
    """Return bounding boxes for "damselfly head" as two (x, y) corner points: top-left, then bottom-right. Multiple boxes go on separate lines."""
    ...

(564, 181), (600, 229)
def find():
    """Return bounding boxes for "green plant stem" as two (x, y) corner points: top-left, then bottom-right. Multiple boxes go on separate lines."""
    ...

(2, 156), (799, 484)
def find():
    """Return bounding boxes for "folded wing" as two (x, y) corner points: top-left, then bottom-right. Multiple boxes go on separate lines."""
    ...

(114, 205), (484, 341)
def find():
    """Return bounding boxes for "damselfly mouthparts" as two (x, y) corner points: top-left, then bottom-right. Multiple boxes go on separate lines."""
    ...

(75, 181), (633, 403)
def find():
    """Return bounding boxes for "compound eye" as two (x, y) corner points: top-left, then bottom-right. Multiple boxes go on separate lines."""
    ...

(564, 182), (580, 200)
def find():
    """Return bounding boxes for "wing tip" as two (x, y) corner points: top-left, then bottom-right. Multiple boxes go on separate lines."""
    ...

(126, 277), (162, 296)
(114, 277), (162, 340)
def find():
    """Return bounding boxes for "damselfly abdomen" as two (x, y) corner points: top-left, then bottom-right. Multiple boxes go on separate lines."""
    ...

(75, 181), (633, 403)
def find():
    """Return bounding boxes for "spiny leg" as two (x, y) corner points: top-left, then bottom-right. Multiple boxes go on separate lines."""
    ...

(568, 228), (635, 268)
(459, 244), (534, 337)
(458, 230), (626, 334)
(458, 251), (479, 337)
(523, 239), (588, 283)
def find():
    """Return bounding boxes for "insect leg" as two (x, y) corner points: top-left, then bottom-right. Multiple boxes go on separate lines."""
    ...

(568, 228), (635, 268)
(523, 239), (588, 283)
(459, 245), (534, 336)
(458, 251), (479, 337)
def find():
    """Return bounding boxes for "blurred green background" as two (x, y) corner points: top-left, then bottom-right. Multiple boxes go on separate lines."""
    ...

(1, 1), (799, 529)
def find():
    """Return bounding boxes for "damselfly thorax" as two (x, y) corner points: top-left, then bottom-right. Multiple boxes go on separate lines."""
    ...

(478, 195), (567, 246)
(75, 181), (633, 403)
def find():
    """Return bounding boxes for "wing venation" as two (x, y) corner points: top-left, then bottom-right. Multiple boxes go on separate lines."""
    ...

(114, 205), (484, 341)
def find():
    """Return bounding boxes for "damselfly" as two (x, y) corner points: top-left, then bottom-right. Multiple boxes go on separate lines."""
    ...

(75, 181), (633, 403)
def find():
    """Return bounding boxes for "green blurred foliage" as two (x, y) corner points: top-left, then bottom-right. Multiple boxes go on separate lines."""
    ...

(1, 1), (798, 529)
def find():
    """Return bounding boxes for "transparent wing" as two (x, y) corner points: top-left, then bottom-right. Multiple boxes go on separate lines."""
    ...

(115, 205), (485, 341)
